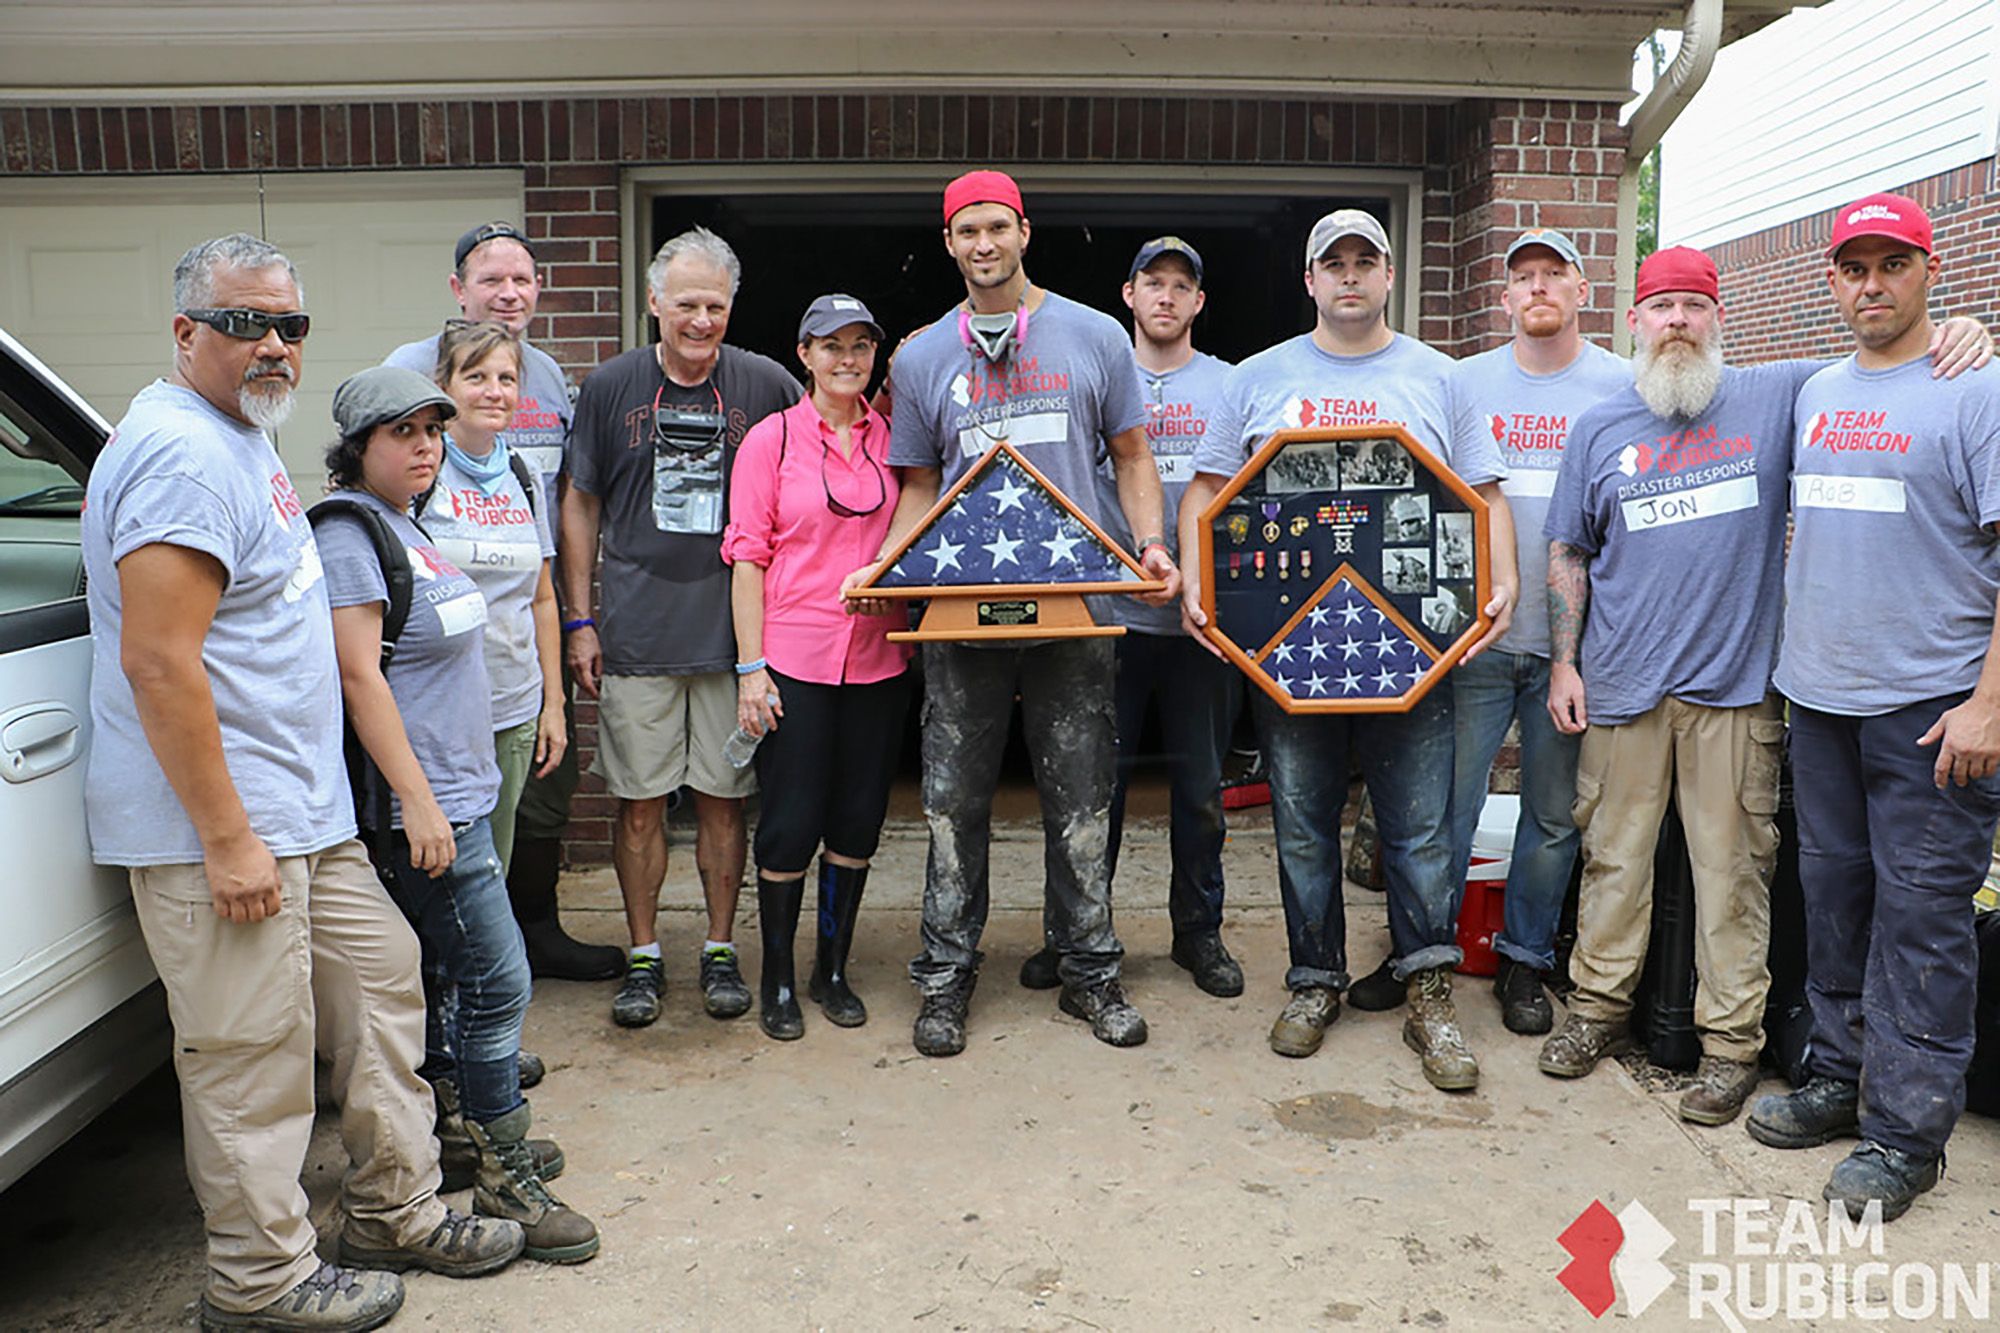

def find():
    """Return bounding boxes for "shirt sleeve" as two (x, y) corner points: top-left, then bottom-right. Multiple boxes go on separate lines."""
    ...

(1099, 326), (1149, 440)
(886, 342), (947, 471)
(315, 511), (392, 611)
(105, 469), (243, 579)
(563, 370), (612, 498)
(1543, 412), (1602, 555)
(1442, 375), (1506, 486)
(720, 412), (784, 568)
(1192, 367), (1252, 478)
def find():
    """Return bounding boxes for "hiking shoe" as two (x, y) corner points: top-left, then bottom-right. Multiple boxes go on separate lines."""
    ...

(913, 972), (977, 1058)
(468, 1104), (601, 1264)
(337, 1208), (524, 1278)
(1345, 958), (1405, 1012)
(198, 1262), (402, 1332)
(1538, 1013), (1631, 1078)
(433, 1077), (563, 1192)
(611, 954), (665, 1028)
(1748, 1076), (1862, 1149)
(1269, 986), (1339, 1058)
(1824, 1140), (1943, 1224)
(1404, 967), (1479, 1092)
(516, 1051), (545, 1089)
(1170, 933), (1245, 997)
(1679, 1055), (1761, 1126)
(1018, 946), (1061, 990)
(1493, 957), (1553, 1035)
(1058, 979), (1149, 1047)
(700, 946), (753, 1019)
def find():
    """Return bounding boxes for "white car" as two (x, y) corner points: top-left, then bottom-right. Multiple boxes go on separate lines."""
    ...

(0, 327), (168, 1194)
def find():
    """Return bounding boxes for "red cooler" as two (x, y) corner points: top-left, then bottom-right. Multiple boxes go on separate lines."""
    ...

(1454, 795), (1518, 977)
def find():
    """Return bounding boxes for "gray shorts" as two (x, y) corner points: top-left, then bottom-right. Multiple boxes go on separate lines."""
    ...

(591, 670), (754, 801)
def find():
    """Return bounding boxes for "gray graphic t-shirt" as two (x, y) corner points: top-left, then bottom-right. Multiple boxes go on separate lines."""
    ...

(318, 490), (500, 827)
(385, 334), (572, 518)
(1545, 361), (1819, 725)
(1778, 358), (2000, 715)
(83, 380), (354, 865)
(1451, 340), (1630, 657)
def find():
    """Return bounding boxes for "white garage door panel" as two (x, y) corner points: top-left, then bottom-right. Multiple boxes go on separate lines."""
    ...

(0, 172), (525, 482)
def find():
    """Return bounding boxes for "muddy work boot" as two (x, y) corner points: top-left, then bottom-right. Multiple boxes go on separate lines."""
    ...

(610, 953), (664, 1029)
(700, 945), (753, 1019)
(1170, 932), (1244, 998)
(1824, 1140), (1943, 1223)
(1343, 958), (1405, 1012)
(1269, 985), (1339, 1058)
(1538, 1013), (1632, 1078)
(1058, 978), (1149, 1047)
(1017, 945), (1061, 990)
(1403, 966), (1479, 1091)
(432, 1077), (564, 1193)
(807, 860), (871, 1027)
(1679, 1054), (1761, 1126)
(198, 1262), (403, 1332)
(913, 971), (977, 1058)
(516, 1051), (545, 1090)
(1747, 1076), (1861, 1149)
(337, 1207), (524, 1278)
(467, 1102), (600, 1264)
(1492, 956), (1553, 1035)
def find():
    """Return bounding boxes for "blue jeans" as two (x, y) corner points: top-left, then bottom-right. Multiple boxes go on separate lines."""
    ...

(1103, 631), (1235, 939)
(1789, 697), (2000, 1158)
(1253, 685), (1461, 991)
(1449, 649), (1581, 970)
(383, 816), (532, 1126)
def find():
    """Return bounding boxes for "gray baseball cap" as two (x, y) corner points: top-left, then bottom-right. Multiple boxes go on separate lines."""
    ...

(798, 293), (884, 343)
(1305, 209), (1392, 265)
(332, 365), (456, 438)
(1505, 227), (1585, 271)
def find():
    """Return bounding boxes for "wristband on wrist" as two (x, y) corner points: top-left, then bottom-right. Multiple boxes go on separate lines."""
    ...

(561, 616), (594, 634)
(735, 657), (767, 676)
(1138, 537), (1169, 559)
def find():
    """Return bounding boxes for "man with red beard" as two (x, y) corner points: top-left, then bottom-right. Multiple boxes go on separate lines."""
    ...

(1536, 246), (1988, 1128)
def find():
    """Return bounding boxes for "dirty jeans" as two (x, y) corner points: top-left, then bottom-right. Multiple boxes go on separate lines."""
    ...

(1789, 696), (2000, 1158)
(1450, 649), (1581, 970)
(1567, 695), (1783, 1062)
(381, 815), (532, 1127)
(911, 639), (1122, 992)
(1100, 629), (1234, 938)
(1252, 685), (1461, 992)
(128, 840), (445, 1313)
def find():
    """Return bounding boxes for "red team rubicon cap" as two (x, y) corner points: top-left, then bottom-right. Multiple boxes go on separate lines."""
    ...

(1827, 192), (1934, 259)
(1633, 245), (1720, 304)
(944, 170), (1025, 223)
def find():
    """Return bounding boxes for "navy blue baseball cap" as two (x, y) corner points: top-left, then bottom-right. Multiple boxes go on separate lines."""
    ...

(1129, 236), (1204, 283)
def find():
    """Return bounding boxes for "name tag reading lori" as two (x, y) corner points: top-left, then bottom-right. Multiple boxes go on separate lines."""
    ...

(978, 599), (1039, 627)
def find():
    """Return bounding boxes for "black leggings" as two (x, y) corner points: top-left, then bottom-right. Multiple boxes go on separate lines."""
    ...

(751, 666), (911, 873)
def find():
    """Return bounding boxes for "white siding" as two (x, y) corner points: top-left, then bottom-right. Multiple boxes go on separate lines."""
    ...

(1660, 0), (1999, 248)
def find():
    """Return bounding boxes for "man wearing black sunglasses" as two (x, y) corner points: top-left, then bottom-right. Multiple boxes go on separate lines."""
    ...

(560, 226), (801, 1032)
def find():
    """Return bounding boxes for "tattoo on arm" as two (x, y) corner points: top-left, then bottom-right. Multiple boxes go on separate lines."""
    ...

(1548, 541), (1592, 667)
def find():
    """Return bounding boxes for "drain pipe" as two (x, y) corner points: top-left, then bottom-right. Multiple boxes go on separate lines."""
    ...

(1614, 0), (1724, 352)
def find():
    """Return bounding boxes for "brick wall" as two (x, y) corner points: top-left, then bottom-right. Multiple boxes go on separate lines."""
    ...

(1702, 158), (2000, 364)
(1, 91), (1625, 863)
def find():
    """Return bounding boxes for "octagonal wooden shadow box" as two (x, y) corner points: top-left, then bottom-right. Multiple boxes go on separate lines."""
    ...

(1197, 423), (1492, 713)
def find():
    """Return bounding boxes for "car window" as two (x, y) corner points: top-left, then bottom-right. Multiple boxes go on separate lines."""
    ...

(0, 387), (91, 614)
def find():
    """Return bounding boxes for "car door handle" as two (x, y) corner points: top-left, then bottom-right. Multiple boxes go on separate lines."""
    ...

(1, 703), (81, 783)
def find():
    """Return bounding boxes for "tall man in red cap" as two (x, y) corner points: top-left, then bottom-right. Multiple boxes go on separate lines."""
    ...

(849, 169), (1179, 1056)
(1748, 194), (2000, 1222)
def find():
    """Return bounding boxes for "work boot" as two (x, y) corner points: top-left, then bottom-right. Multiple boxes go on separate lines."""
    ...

(1058, 978), (1149, 1047)
(1538, 1013), (1632, 1078)
(1403, 966), (1479, 1091)
(198, 1262), (402, 1332)
(516, 1051), (544, 1089)
(700, 945), (753, 1019)
(432, 1077), (563, 1193)
(1679, 1054), (1761, 1126)
(1268, 985), (1339, 1058)
(808, 860), (870, 1027)
(1018, 945), (1061, 990)
(757, 873), (805, 1041)
(467, 1103), (600, 1264)
(1344, 958), (1405, 1012)
(1824, 1140), (1943, 1223)
(610, 953), (664, 1028)
(913, 971), (977, 1058)
(1170, 932), (1245, 997)
(1492, 956), (1553, 1035)
(508, 834), (626, 981)
(1747, 1076), (1861, 1149)
(337, 1208), (524, 1278)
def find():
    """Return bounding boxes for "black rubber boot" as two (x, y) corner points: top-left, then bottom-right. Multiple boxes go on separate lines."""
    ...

(808, 860), (870, 1028)
(758, 873), (805, 1041)
(508, 835), (625, 982)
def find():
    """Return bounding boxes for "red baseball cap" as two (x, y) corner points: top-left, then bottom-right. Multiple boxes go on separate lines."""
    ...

(943, 170), (1025, 224)
(1634, 246), (1720, 304)
(1827, 192), (1933, 258)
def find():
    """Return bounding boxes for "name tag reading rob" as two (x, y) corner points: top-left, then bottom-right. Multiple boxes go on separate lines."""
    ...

(1792, 473), (1907, 514)
(1619, 474), (1757, 532)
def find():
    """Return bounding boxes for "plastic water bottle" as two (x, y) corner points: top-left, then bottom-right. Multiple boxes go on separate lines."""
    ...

(723, 694), (779, 769)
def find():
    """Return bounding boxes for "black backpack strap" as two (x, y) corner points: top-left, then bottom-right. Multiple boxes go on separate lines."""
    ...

(508, 450), (541, 520)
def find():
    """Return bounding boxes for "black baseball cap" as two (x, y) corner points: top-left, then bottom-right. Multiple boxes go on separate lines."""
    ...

(454, 221), (535, 269)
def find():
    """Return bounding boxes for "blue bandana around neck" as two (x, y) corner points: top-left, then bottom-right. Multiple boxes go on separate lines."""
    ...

(445, 435), (512, 494)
